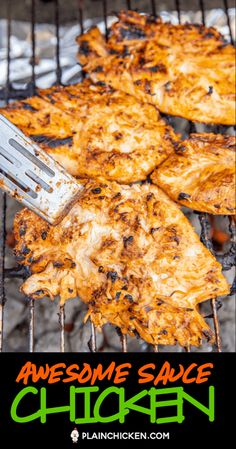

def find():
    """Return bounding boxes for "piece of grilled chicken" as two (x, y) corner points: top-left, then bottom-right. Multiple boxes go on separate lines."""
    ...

(14, 180), (229, 347)
(77, 10), (235, 125)
(151, 133), (236, 215)
(0, 80), (176, 184)
(1, 84), (235, 215)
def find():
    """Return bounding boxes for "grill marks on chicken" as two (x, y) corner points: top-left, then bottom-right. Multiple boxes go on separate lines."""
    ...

(0, 80), (176, 183)
(14, 181), (229, 347)
(151, 133), (236, 215)
(77, 10), (236, 125)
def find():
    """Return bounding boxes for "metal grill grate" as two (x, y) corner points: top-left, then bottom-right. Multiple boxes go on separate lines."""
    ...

(0, 0), (235, 353)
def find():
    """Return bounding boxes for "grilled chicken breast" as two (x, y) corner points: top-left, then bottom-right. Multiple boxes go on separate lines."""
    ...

(14, 180), (229, 347)
(151, 133), (236, 215)
(77, 10), (236, 125)
(0, 80), (176, 183)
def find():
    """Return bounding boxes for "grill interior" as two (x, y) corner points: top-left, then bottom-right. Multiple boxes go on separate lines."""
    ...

(0, 0), (235, 353)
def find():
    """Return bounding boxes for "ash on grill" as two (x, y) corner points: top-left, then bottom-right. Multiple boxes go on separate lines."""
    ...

(0, 0), (235, 353)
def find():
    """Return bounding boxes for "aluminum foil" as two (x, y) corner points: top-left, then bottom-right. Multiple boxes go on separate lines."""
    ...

(0, 8), (235, 353)
(0, 8), (235, 89)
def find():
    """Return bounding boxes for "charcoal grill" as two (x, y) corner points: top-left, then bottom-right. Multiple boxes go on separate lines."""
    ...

(0, 0), (235, 353)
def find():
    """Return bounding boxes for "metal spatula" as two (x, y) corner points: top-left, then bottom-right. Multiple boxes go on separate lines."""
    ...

(0, 114), (83, 225)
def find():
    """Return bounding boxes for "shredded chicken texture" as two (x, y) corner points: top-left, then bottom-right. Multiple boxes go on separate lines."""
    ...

(0, 80), (176, 183)
(14, 180), (229, 347)
(77, 10), (236, 125)
(151, 133), (236, 215)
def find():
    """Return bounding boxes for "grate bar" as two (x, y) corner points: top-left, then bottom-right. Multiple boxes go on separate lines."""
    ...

(88, 320), (97, 352)
(223, 0), (234, 44)
(189, 122), (197, 134)
(199, 0), (205, 26)
(78, 0), (84, 35)
(27, 0), (37, 355)
(59, 305), (65, 352)
(211, 298), (222, 352)
(29, 298), (35, 352)
(121, 334), (127, 352)
(175, 0), (181, 23)
(102, 0), (108, 39)
(54, 0), (62, 84)
(150, 0), (157, 16)
(5, 0), (12, 98)
(0, 194), (6, 353)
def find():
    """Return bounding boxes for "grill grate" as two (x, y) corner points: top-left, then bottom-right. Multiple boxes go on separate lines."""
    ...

(0, 0), (235, 353)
